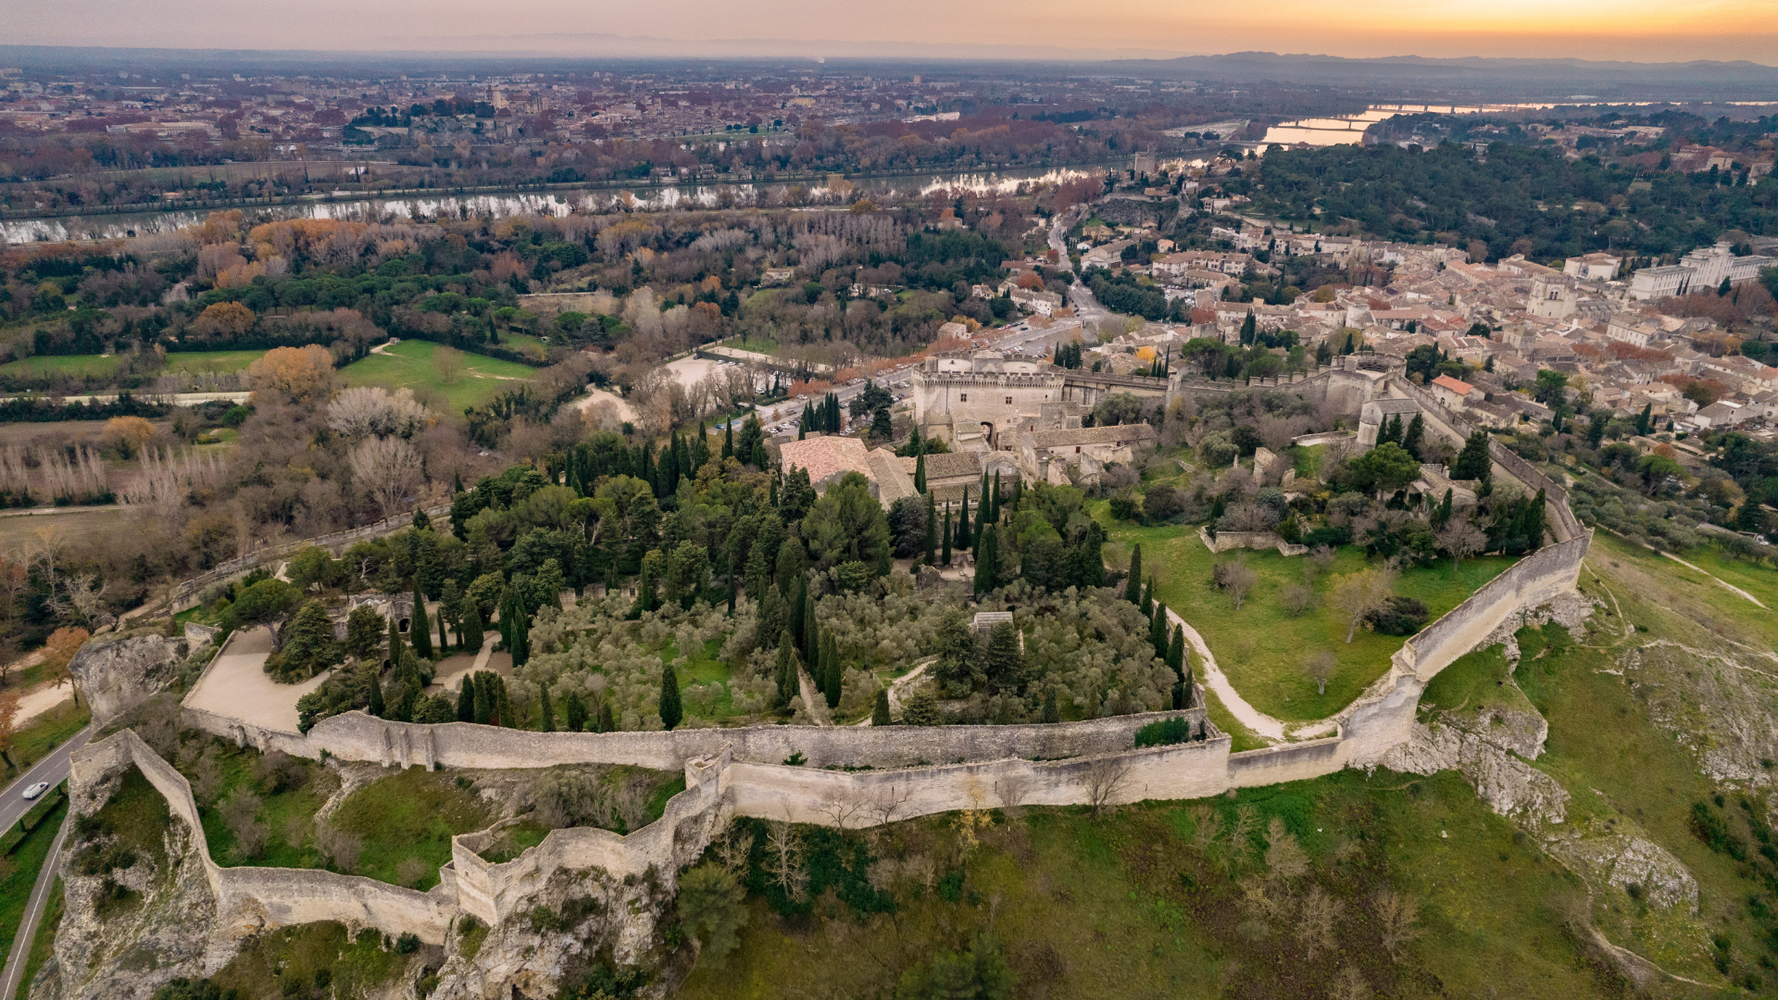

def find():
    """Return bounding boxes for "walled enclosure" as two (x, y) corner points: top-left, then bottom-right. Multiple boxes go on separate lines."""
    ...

(66, 356), (1590, 949)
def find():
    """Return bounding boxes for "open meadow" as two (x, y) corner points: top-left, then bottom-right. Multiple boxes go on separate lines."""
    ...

(340, 340), (534, 414)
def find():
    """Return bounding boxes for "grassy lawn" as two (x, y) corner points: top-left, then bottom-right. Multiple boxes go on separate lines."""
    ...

(341, 339), (534, 414)
(19, 877), (60, 990)
(722, 333), (781, 355)
(0, 355), (124, 379)
(677, 770), (1614, 1000)
(329, 766), (493, 889)
(164, 350), (266, 374)
(1104, 519), (1515, 721)
(9, 700), (89, 775)
(664, 637), (742, 722)
(495, 331), (551, 360)
(0, 798), (66, 969)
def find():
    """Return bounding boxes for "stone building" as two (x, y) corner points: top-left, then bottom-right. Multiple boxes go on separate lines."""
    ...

(1017, 423), (1158, 484)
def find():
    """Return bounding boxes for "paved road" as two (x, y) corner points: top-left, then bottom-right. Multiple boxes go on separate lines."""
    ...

(0, 724), (90, 1000)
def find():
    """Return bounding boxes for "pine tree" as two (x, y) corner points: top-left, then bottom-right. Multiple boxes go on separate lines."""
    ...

(411, 582), (433, 660)
(914, 452), (927, 493)
(1125, 543), (1143, 604)
(942, 505), (953, 566)
(540, 684), (555, 732)
(659, 664), (683, 730)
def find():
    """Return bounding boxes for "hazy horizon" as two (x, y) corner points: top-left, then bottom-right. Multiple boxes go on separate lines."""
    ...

(8, 0), (1778, 67)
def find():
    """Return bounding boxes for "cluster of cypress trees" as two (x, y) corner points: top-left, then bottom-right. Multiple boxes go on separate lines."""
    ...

(498, 590), (531, 668)
(1123, 543), (1192, 708)
(800, 393), (843, 435)
(1375, 412), (1427, 460)
(455, 670), (511, 726)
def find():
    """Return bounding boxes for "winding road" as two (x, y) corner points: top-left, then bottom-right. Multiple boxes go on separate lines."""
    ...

(0, 724), (92, 1000)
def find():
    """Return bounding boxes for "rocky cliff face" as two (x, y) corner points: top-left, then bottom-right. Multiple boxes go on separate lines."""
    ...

(68, 629), (201, 727)
(31, 766), (233, 1000)
(428, 865), (677, 1000)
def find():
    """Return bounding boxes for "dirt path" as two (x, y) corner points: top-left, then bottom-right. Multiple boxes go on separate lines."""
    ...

(1657, 551), (1767, 608)
(797, 667), (833, 725)
(856, 656), (937, 726)
(1164, 607), (1286, 742)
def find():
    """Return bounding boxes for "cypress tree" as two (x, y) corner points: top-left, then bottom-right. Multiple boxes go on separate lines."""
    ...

(1167, 625), (1185, 678)
(367, 665), (385, 717)
(496, 678), (511, 728)
(914, 452), (927, 494)
(776, 630), (798, 706)
(411, 582), (433, 660)
(472, 673), (492, 724)
(1041, 688), (1059, 723)
(957, 487), (971, 552)
(461, 606), (484, 654)
(789, 577), (808, 654)
(564, 690), (587, 732)
(1125, 544), (1143, 604)
(598, 699), (616, 733)
(803, 591), (819, 664)
(823, 638), (842, 710)
(723, 421), (734, 460)
(924, 492), (937, 565)
(511, 605), (530, 668)
(974, 524), (999, 596)
(540, 684), (555, 732)
(456, 679), (474, 722)
(437, 607), (449, 656)
(942, 505), (953, 566)
(387, 613), (402, 668)
(1149, 603), (1170, 661)
(872, 689), (892, 726)
(1143, 576), (1157, 620)
(659, 664), (683, 730)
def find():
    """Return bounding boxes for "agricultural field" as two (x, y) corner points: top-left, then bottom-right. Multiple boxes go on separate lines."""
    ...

(0, 349), (266, 381)
(340, 340), (534, 414)
(0, 508), (138, 559)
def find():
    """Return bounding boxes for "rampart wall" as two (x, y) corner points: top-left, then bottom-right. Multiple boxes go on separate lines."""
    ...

(186, 703), (1211, 773)
(71, 731), (456, 944)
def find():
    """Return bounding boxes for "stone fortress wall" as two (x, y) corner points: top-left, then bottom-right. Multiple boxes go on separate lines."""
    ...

(70, 354), (1591, 947)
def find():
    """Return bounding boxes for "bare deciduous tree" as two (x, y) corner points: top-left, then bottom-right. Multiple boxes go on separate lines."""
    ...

(1281, 582), (1316, 617)
(714, 823), (756, 874)
(1329, 566), (1399, 643)
(1333, 966), (1373, 1000)
(1265, 816), (1309, 881)
(349, 435), (424, 521)
(764, 819), (809, 902)
(1296, 885), (1342, 959)
(327, 386), (429, 439)
(1084, 755), (1131, 819)
(1225, 804), (1258, 874)
(994, 773), (1029, 814)
(220, 788), (268, 859)
(869, 782), (915, 827)
(1188, 803), (1219, 852)
(816, 788), (866, 829)
(1213, 559), (1259, 611)
(1437, 520), (1487, 572)
(315, 822), (364, 874)
(1374, 888), (1422, 961)
(1303, 649), (1339, 696)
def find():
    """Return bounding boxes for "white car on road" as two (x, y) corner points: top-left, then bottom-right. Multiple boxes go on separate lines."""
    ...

(22, 781), (49, 800)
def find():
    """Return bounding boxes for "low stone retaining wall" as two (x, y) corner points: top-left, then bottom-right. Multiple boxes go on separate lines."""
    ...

(1198, 526), (1309, 557)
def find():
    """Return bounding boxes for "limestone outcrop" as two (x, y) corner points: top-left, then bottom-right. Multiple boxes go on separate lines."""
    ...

(68, 629), (197, 726)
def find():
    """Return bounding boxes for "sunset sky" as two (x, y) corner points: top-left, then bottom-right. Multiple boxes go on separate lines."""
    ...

(8, 0), (1778, 64)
